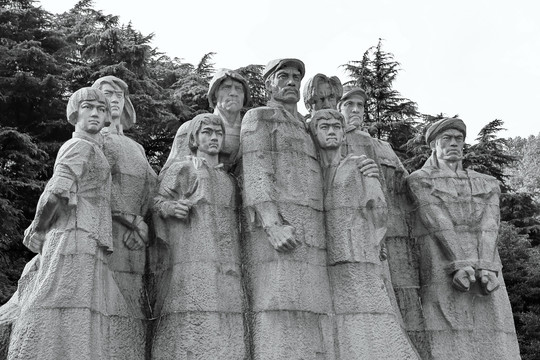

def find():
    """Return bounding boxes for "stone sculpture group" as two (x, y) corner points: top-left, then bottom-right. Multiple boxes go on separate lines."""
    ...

(0, 58), (521, 360)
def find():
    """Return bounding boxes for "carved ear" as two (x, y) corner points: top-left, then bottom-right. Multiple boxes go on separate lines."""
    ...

(264, 78), (272, 93)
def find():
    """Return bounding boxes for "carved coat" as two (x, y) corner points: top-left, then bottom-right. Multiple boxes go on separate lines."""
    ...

(240, 102), (334, 360)
(324, 155), (420, 359)
(152, 156), (245, 360)
(8, 133), (128, 360)
(407, 161), (521, 360)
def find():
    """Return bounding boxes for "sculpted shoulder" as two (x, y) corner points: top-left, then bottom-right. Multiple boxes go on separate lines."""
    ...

(57, 137), (99, 160)
(243, 107), (280, 123)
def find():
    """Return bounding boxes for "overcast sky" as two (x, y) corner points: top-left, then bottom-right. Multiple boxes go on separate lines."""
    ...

(39, 0), (540, 140)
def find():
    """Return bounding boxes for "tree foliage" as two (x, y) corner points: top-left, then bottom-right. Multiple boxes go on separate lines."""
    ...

(342, 38), (418, 154)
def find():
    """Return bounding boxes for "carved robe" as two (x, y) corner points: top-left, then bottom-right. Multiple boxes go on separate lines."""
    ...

(152, 156), (245, 360)
(8, 133), (128, 360)
(407, 164), (521, 360)
(324, 155), (420, 359)
(241, 102), (334, 360)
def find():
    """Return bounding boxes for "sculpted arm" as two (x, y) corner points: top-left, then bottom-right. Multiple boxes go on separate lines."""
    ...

(24, 141), (89, 253)
(407, 174), (476, 291)
(475, 179), (503, 294)
(154, 162), (192, 220)
(241, 110), (299, 252)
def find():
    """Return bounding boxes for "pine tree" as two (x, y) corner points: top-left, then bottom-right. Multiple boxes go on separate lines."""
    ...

(342, 39), (419, 154)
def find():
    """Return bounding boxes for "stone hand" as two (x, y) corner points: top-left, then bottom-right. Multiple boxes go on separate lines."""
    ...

(477, 269), (500, 295)
(124, 216), (148, 250)
(265, 224), (299, 252)
(161, 199), (191, 219)
(452, 266), (476, 292)
(353, 155), (380, 178)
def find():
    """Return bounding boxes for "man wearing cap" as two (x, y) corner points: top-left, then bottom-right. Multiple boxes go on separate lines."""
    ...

(162, 68), (251, 174)
(92, 76), (157, 359)
(303, 73), (343, 118)
(406, 118), (520, 359)
(240, 59), (334, 359)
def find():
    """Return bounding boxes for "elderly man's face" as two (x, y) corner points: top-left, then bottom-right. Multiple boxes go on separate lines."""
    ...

(312, 82), (337, 111)
(340, 95), (365, 127)
(315, 117), (344, 150)
(433, 129), (464, 162)
(216, 78), (245, 113)
(100, 83), (125, 119)
(267, 67), (301, 104)
(77, 99), (108, 134)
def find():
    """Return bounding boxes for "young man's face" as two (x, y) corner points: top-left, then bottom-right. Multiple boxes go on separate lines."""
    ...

(100, 83), (125, 119)
(433, 128), (465, 162)
(216, 78), (245, 113)
(315, 117), (344, 150)
(196, 123), (224, 155)
(340, 94), (365, 127)
(77, 99), (108, 134)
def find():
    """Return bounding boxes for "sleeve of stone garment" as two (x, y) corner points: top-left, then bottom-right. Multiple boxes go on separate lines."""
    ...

(240, 108), (282, 227)
(407, 171), (474, 274)
(24, 139), (93, 252)
(470, 172), (503, 272)
(154, 160), (198, 217)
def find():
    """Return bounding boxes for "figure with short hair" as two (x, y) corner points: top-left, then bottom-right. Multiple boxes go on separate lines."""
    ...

(407, 118), (521, 360)
(152, 114), (245, 359)
(310, 109), (420, 359)
(92, 76), (157, 359)
(8, 88), (129, 360)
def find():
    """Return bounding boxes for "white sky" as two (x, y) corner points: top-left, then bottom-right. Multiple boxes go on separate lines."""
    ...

(39, 0), (540, 140)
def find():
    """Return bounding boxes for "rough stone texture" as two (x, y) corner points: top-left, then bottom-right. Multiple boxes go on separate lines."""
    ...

(152, 157), (245, 360)
(241, 106), (334, 360)
(343, 126), (423, 345)
(324, 155), (420, 359)
(7, 133), (130, 360)
(101, 128), (157, 360)
(407, 166), (521, 360)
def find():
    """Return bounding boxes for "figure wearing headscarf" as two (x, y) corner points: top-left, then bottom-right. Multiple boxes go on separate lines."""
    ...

(406, 118), (521, 359)
(162, 68), (251, 174)
(310, 109), (420, 359)
(8, 88), (129, 360)
(152, 114), (245, 359)
(92, 76), (157, 359)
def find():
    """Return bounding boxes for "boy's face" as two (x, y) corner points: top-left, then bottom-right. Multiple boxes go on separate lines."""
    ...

(77, 99), (108, 134)
(315, 117), (344, 150)
(197, 123), (224, 155)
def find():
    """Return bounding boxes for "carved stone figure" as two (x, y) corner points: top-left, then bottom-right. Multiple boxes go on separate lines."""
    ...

(162, 69), (251, 174)
(310, 109), (420, 359)
(303, 73), (343, 117)
(152, 114), (245, 359)
(92, 76), (157, 359)
(406, 118), (521, 360)
(240, 58), (335, 359)
(337, 85), (421, 344)
(7, 88), (129, 360)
